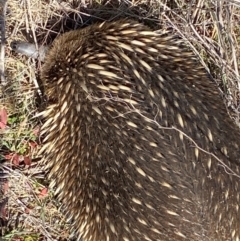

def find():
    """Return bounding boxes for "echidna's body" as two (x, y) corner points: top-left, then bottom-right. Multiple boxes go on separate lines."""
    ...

(40, 20), (240, 241)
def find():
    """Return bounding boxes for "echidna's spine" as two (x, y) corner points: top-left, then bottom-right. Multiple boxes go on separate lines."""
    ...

(40, 19), (240, 241)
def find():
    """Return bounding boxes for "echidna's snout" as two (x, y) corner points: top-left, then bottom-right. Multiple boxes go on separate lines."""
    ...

(11, 41), (48, 62)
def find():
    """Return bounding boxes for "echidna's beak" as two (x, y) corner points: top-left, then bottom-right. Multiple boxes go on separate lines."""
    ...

(10, 41), (49, 62)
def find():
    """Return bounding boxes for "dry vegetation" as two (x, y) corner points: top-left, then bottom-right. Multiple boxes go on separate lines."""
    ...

(0, 0), (239, 240)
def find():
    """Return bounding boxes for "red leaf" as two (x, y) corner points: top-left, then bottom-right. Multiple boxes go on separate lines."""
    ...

(33, 126), (40, 136)
(12, 153), (20, 166)
(0, 207), (7, 219)
(39, 187), (48, 198)
(24, 156), (31, 165)
(5, 153), (13, 160)
(25, 207), (30, 214)
(28, 141), (38, 149)
(2, 181), (9, 194)
(0, 108), (7, 129)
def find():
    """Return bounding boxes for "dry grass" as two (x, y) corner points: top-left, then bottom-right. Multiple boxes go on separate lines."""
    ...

(0, 0), (239, 240)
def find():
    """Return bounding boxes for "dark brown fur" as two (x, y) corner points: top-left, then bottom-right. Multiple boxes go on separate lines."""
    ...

(40, 19), (240, 241)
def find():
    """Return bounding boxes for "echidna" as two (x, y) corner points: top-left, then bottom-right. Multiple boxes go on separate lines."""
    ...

(31, 19), (240, 240)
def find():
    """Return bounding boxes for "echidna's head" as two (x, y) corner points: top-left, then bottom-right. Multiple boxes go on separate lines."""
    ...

(39, 20), (240, 241)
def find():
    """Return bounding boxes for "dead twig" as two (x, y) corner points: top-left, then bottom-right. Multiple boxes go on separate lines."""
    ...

(0, 0), (7, 86)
